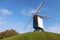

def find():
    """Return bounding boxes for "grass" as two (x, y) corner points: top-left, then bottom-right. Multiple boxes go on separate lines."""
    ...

(1, 32), (60, 40)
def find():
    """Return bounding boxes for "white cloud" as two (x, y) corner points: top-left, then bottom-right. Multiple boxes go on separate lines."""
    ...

(0, 16), (3, 19)
(27, 10), (35, 16)
(0, 21), (8, 25)
(0, 22), (4, 25)
(46, 24), (60, 34)
(0, 8), (12, 15)
(20, 7), (48, 16)
(0, 8), (12, 19)
(28, 10), (35, 14)
(20, 8), (36, 16)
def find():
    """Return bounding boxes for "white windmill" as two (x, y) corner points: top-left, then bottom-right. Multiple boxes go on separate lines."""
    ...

(24, 0), (50, 31)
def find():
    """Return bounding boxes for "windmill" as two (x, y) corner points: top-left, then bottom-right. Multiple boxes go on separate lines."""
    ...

(24, 0), (50, 32)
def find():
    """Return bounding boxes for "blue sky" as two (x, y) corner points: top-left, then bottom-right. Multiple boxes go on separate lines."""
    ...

(0, 0), (60, 34)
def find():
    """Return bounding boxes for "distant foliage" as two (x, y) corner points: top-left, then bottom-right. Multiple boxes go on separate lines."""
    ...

(0, 29), (19, 39)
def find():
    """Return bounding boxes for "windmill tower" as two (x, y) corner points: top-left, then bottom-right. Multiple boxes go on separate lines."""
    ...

(24, 0), (50, 32)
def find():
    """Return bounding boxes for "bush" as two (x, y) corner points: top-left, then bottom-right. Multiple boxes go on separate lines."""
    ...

(0, 29), (19, 39)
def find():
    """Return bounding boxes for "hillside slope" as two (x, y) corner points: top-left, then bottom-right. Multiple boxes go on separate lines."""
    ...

(2, 32), (60, 40)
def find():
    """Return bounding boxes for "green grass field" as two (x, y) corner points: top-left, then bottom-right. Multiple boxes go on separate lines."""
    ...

(2, 32), (60, 40)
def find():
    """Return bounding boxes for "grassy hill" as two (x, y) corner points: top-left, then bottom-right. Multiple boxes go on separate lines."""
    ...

(2, 32), (60, 40)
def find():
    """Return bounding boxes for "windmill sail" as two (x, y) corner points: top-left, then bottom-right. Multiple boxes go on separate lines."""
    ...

(35, 0), (45, 14)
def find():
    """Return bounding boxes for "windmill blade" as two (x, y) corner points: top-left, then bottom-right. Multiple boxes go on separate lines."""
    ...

(24, 17), (33, 30)
(39, 14), (51, 19)
(42, 16), (51, 19)
(35, 0), (46, 14)
(27, 12), (34, 16)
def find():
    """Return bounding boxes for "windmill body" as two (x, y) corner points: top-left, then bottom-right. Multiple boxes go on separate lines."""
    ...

(33, 14), (44, 31)
(37, 15), (43, 28)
